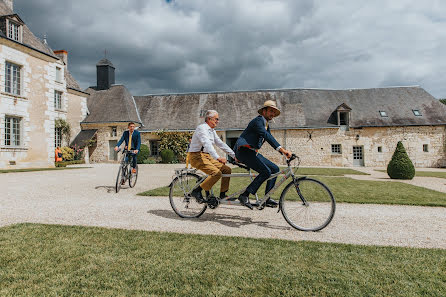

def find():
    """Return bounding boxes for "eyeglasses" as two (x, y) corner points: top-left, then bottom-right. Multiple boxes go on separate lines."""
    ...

(213, 118), (220, 121)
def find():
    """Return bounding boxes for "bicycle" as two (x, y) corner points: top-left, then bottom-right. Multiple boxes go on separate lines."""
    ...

(115, 148), (138, 193)
(169, 154), (336, 231)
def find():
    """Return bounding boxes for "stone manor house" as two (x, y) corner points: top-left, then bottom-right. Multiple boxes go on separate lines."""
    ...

(0, 0), (87, 169)
(78, 58), (446, 168)
(2, 0), (446, 169)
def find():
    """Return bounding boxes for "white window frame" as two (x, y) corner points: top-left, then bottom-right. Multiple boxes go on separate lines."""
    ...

(55, 127), (62, 148)
(54, 91), (63, 111)
(331, 144), (342, 154)
(56, 67), (63, 82)
(4, 116), (22, 147)
(5, 61), (21, 95)
(7, 19), (22, 42)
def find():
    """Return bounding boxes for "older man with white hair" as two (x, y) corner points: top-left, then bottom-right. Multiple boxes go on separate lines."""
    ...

(188, 110), (235, 202)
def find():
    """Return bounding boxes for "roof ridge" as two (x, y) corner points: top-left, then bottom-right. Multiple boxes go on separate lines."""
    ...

(137, 85), (421, 97)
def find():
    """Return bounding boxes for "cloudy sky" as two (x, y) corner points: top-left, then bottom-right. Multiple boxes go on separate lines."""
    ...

(13, 0), (446, 98)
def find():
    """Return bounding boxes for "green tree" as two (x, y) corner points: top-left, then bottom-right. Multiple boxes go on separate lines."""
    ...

(154, 130), (193, 162)
(439, 99), (446, 105)
(387, 141), (415, 180)
(160, 149), (175, 164)
(137, 144), (150, 164)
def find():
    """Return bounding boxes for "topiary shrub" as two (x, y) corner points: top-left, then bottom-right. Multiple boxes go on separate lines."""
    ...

(160, 149), (175, 164)
(60, 146), (74, 161)
(387, 141), (415, 180)
(137, 144), (150, 164)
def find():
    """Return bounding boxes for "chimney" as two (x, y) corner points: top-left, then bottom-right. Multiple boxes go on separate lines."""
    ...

(96, 58), (115, 90)
(4, 0), (13, 11)
(54, 50), (68, 66)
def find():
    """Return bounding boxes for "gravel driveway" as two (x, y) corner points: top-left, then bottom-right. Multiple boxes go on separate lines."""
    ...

(1, 164), (445, 249)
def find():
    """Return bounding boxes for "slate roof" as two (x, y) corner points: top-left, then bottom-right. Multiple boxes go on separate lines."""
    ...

(70, 129), (97, 148)
(65, 70), (82, 92)
(82, 85), (142, 124)
(134, 86), (446, 131)
(96, 58), (114, 67)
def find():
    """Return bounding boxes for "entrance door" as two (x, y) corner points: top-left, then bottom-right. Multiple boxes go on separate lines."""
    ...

(353, 146), (364, 166)
(109, 140), (118, 161)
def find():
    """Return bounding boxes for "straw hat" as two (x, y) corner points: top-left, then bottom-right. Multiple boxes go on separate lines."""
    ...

(258, 100), (281, 117)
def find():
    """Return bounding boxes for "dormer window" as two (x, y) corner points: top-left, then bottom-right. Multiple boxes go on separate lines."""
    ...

(0, 15), (25, 43)
(379, 111), (388, 117)
(8, 20), (20, 41)
(335, 103), (352, 130)
(412, 109), (422, 116)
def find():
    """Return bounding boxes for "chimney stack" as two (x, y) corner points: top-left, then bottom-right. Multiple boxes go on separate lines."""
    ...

(96, 58), (115, 90)
(4, 0), (13, 11)
(54, 50), (68, 66)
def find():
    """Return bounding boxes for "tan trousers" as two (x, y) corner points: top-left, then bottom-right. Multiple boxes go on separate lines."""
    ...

(188, 152), (231, 192)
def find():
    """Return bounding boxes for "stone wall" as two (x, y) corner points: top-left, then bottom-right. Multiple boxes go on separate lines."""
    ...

(84, 125), (446, 168)
(257, 126), (446, 167)
(0, 43), (86, 169)
(81, 122), (129, 163)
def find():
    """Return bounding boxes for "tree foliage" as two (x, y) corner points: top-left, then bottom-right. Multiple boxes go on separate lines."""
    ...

(154, 130), (193, 162)
(137, 144), (150, 164)
(439, 99), (446, 105)
(387, 141), (415, 180)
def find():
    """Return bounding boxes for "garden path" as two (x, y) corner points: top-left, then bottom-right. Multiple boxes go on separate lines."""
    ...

(1, 164), (445, 249)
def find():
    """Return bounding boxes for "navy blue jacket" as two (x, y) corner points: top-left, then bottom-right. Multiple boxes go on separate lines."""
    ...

(117, 130), (141, 151)
(234, 116), (280, 152)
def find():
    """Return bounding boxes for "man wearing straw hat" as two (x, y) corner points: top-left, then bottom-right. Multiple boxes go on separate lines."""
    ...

(234, 100), (292, 209)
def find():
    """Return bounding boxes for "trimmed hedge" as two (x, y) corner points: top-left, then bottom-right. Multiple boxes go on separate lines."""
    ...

(137, 144), (150, 164)
(387, 141), (415, 180)
(160, 149), (175, 164)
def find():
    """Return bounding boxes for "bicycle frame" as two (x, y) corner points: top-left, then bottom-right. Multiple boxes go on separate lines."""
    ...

(176, 159), (300, 210)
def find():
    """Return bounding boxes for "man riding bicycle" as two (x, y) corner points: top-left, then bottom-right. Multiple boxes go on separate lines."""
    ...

(114, 122), (141, 174)
(188, 110), (236, 202)
(234, 100), (292, 209)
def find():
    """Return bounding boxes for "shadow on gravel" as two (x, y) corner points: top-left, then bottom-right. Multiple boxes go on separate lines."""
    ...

(148, 209), (291, 231)
(95, 185), (121, 193)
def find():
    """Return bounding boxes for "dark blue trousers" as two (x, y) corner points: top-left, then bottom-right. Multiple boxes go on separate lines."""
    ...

(235, 148), (279, 195)
(126, 152), (138, 169)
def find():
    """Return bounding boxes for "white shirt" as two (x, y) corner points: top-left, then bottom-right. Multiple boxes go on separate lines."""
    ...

(189, 123), (235, 159)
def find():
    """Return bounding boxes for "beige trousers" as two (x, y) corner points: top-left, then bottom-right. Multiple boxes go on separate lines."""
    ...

(188, 152), (231, 192)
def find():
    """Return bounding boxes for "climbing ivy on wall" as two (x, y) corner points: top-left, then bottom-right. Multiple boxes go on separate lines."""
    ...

(55, 118), (71, 144)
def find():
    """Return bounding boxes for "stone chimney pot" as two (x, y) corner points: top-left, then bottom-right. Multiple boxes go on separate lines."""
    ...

(54, 50), (68, 66)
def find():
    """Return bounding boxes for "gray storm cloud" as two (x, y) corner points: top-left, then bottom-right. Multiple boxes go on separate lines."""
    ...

(14, 0), (446, 98)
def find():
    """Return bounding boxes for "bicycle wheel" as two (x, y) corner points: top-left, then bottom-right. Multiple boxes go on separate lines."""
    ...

(115, 165), (124, 193)
(129, 164), (138, 188)
(169, 173), (207, 218)
(280, 178), (335, 231)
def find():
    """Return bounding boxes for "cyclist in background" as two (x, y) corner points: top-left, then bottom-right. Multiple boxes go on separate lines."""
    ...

(114, 122), (141, 174)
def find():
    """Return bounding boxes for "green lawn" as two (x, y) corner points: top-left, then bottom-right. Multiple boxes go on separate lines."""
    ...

(0, 167), (90, 174)
(376, 169), (446, 179)
(0, 224), (444, 296)
(139, 175), (446, 207)
(232, 167), (369, 176)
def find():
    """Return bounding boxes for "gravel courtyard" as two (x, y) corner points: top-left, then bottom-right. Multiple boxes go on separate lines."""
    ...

(1, 164), (445, 249)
